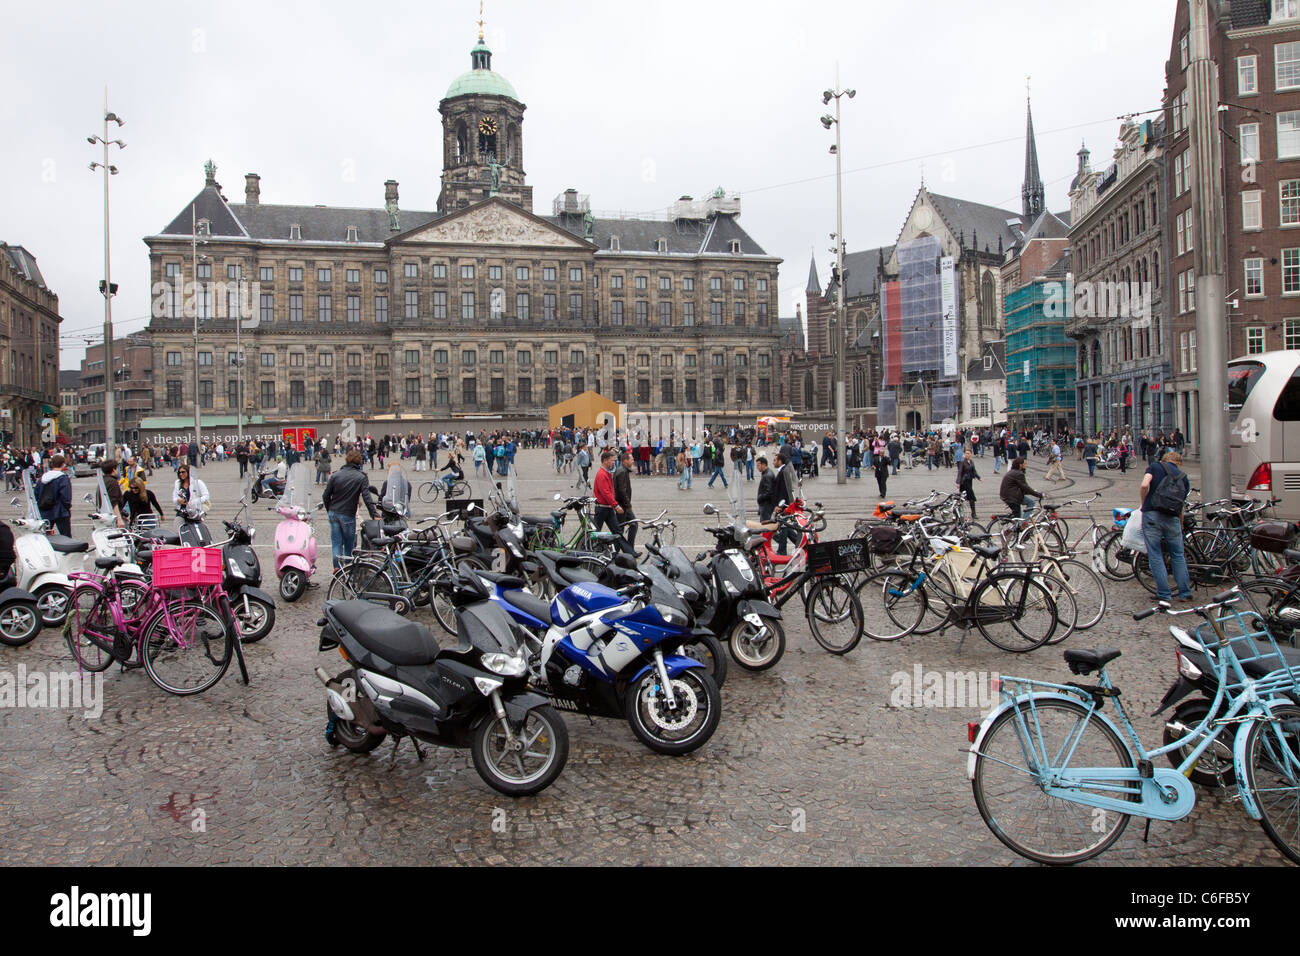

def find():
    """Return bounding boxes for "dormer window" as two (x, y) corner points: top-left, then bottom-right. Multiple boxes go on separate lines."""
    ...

(609, 236), (620, 252)
(346, 226), (359, 242)
(290, 224), (301, 240)
(984, 355), (994, 372)
(656, 237), (668, 254)
(1275, 0), (1298, 21)
(197, 218), (211, 238)
(729, 240), (741, 254)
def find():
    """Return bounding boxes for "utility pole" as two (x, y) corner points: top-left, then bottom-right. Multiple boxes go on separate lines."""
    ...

(236, 274), (244, 446)
(89, 92), (124, 454)
(192, 206), (203, 450)
(1187, 0), (1229, 499)
(821, 75), (855, 486)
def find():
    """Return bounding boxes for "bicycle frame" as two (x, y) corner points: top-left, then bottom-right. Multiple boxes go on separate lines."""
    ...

(969, 607), (1300, 825)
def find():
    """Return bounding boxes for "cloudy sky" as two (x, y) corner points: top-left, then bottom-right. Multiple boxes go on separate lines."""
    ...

(0, 0), (1175, 367)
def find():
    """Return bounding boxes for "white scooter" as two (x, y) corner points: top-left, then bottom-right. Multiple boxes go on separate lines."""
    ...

(9, 472), (81, 626)
(83, 485), (145, 580)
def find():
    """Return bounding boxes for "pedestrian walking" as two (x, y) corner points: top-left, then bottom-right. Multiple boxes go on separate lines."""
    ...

(957, 455), (981, 519)
(1045, 440), (1066, 481)
(872, 449), (890, 497)
(322, 449), (379, 571)
(1138, 451), (1193, 604)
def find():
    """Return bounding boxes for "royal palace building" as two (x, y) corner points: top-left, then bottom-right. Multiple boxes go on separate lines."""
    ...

(143, 31), (783, 442)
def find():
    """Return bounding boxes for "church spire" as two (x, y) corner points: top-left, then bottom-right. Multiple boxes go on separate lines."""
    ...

(806, 251), (822, 296)
(1022, 86), (1045, 222)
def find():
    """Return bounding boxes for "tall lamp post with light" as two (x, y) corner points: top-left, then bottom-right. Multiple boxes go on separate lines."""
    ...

(821, 80), (854, 486)
(88, 95), (124, 454)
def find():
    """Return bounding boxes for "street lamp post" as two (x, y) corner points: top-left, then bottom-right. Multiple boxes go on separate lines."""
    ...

(821, 78), (855, 486)
(191, 207), (205, 451)
(88, 93), (124, 454)
(236, 275), (245, 446)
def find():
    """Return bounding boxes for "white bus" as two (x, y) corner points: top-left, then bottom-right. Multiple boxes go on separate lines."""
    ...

(1228, 350), (1300, 518)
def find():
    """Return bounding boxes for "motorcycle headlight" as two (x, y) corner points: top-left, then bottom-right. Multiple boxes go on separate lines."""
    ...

(481, 651), (527, 677)
(248, 527), (255, 541)
(661, 606), (688, 627)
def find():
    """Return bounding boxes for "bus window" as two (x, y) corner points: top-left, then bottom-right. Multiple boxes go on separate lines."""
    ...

(1275, 366), (1300, 421)
(1228, 361), (1266, 421)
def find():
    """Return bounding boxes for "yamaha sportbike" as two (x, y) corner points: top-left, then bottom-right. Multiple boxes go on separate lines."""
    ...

(473, 568), (721, 755)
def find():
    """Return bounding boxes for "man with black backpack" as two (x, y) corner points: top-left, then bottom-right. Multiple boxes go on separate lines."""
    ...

(1139, 450), (1193, 604)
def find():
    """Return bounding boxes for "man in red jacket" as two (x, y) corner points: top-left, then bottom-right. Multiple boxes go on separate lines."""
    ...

(593, 448), (623, 540)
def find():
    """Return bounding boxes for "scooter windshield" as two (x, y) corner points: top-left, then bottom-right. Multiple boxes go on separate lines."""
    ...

(20, 470), (40, 522)
(279, 462), (316, 512)
(380, 466), (411, 517)
(459, 601), (522, 657)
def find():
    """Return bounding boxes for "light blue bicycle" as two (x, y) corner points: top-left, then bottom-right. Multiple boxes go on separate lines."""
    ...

(968, 585), (1300, 864)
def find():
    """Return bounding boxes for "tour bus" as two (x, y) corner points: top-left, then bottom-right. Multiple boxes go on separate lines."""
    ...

(1228, 349), (1300, 519)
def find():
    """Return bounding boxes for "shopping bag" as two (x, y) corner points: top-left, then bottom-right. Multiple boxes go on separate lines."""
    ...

(1120, 507), (1146, 554)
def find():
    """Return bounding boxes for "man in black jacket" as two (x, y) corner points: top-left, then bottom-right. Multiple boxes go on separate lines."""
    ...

(772, 449), (798, 555)
(322, 449), (379, 570)
(998, 458), (1042, 519)
(755, 456), (777, 520)
(613, 451), (636, 553)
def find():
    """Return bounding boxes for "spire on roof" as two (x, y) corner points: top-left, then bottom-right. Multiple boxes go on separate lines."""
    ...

(1022, 87), (1045, 222)
(806, 251), (821, 295)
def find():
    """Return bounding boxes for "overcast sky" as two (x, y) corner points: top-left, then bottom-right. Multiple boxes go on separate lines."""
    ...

(0, 0), (1175, 368)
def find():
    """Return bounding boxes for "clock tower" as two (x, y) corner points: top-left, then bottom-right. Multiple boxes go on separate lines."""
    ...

(438, 28), (532, 212)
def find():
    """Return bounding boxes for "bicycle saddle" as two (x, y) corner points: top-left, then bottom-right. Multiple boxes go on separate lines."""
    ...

(971, 543), (1002, 560)
(1064, 648), (1121, 676)
(94, 556), (124, 570)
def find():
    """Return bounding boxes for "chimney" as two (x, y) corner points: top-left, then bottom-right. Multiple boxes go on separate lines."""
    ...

(245, 173), (261, 206)
(385, 180), (399, 206)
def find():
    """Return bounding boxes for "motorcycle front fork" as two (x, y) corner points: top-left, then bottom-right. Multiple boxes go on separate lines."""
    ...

(653, 648), (679, 709)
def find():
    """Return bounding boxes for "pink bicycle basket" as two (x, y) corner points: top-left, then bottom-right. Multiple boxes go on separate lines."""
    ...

(151, 547), (224, 589)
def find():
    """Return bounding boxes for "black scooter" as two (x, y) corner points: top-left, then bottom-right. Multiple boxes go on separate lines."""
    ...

(315, 572), (569, 796)
(642, 504), (785, 671)
(0, 569), (44, 647)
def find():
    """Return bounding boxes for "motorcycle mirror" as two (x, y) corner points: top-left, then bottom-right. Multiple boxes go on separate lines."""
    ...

(9, 497), (17, 506)
(703, 504), (716, 515)
(83, 492), (94, 503)
(553, 492), (561, 500)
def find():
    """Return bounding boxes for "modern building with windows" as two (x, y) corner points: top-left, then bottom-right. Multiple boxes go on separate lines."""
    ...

(76, 332), (154, 446)
(1067, 117), (1171, 436)
(1163, 0), (1300, 451)
(143, 29), (783, 441)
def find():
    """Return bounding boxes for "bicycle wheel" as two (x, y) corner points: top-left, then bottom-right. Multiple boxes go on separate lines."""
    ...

(1099, 529), (1136, 581)
(1243, 703), (1300, 865)
(327, 560), (395, 601)
(428, 567), (459, 635)
(912, 565), (958, 636)
(1189, 529), (1250, 576)
(416, 481), (440, 504)
(1047, 559), (1107, 632)
(972, 698), (1136, 864)
(1254, 548), (1287, 576)
(804, 577), (864, 654)
(64, 584), (116, 672)
(141, 600), (233, 696)
(529, 526), (559, 550)
(1038, 569), (1078, 646)
(450, 480), (471, 499)
(973, 572), (1057, 652)
(855, 569), (927, 642)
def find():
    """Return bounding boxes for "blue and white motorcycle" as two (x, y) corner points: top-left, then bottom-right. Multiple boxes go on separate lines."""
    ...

(475, 565), (722, 755)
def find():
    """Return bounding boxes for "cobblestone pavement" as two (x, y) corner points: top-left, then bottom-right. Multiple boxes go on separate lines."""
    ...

(0, 447), (1287, 865)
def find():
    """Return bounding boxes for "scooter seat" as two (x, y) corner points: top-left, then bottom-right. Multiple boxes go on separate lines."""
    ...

(559, 567), (598, 585)
(331, 600), (439, 667)
(767, 552), (793, 565)
(521, 514), (554, 527)
(48, 536), (89, 554)
(502, 589), (553, 623)
(451, 535), (476, 553)
(141, 530), (181, 545)
(745, 519), (778, 531)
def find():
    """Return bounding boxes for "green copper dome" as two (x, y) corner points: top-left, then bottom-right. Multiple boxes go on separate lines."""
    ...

(444, 39), (519, 101)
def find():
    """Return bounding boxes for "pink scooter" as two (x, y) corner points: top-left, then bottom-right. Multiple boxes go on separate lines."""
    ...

(272, 463), (318, 602)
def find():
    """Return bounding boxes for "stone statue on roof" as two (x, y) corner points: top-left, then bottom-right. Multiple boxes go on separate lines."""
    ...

(583, 210), (594, 240)
(487, 153), (501, 194)
(386, 197), (400, 232)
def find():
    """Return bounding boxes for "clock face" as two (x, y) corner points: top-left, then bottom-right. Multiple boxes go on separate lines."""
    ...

(479, 116), (497, 136)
